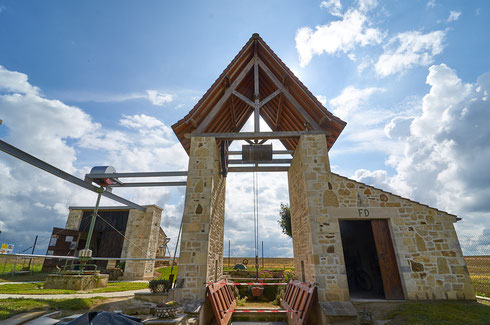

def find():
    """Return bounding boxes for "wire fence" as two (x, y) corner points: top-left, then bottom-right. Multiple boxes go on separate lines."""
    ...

(461, 232), (490, 298)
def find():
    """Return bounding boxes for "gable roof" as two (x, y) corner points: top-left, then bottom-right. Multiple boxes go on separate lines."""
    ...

(172, 33), (346, 155)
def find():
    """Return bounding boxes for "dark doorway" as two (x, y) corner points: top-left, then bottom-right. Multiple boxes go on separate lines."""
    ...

(339, 220), (385, 299)
(340, 219), (404, 300)
(78, 210), (129, 269)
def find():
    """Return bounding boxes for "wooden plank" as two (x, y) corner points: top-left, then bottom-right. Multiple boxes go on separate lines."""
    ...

(206, 283), (235, 325)
(259, 89), (281, 107)
(195, 58), (255, 133)
(230, 95), (237, 131)
(257, 59), (321, 130)
(228, 166), (289, 172)
(186, 130), (330, 140)
(275, 93), (284, 128)
(371, 219), (405, 300)
(228, 159), (291, 165)
(232, 90), (255, 107)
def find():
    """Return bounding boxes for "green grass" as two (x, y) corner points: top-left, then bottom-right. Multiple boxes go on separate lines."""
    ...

(0, 297), (106, 320)
(0, 281), (148, 295)
(156, 266), (178, 281)
(471, 275), (490, 297)
(388, 301), (490, 324)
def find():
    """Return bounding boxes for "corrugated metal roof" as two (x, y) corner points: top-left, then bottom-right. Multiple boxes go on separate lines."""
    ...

(172, 33), (346, 155)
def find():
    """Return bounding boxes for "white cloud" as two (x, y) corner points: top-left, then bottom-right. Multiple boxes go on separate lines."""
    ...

(0, 66), (187, 254)
(316, 95), (328, 106)
(330, 85), (385, 120)
(295, 7), (383, 67)
(146, 90), (175, 106)
(374, 30), (446, 77)
(320, 0), (343, 17)
(426, 0), (436, 8)
(447, 11), (461, 22)
(353, 64), (490, 253)
(357, 0), (378, 12)
(0, 65), (39, 96)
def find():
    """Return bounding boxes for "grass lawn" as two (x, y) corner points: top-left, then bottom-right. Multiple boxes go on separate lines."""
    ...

(156, 265), (178, 281)
(0, 297), (106, 320)
(388, 301), (490, 324)
(0, 281), (148, 295)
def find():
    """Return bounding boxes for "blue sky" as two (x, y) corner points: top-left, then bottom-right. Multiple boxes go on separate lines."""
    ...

(1, 0), (489, 257)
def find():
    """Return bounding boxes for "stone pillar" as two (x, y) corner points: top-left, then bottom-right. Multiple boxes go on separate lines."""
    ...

(288, 134), (348, 302)
(65, 209), (83, 230)
(122, 205), (163, 280)
(177, 137), (226, 301)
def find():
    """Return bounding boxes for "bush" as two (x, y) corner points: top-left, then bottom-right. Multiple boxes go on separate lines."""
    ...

(149, 279), (171, 293)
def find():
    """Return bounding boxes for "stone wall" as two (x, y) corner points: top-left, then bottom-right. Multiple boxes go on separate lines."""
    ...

(65, 209), (83, 230)
(121, 205), (163, 280)
(177, 136), (226, 301)
(288, 134), (474, 301)
(328, 173), (474, 300)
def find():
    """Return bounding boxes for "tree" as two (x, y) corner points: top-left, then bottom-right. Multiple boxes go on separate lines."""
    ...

(278, 203), (292, 238)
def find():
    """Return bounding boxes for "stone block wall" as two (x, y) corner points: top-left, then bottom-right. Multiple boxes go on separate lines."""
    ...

(328, 173), (474, 300)
(177, 137), (226, 301)
(65, 209), (83, 230)
(121, 205), (163, 280)
(288, 134), (474, 302)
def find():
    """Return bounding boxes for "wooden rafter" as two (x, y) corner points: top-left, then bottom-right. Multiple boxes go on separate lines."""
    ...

(232, 90), (254, 107)
(257, 58), (320, 130)
(230, 95), (237, 131)
(195, 58), (255, 133)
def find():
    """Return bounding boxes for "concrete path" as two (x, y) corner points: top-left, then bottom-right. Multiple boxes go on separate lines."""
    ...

(0, 288), (150, 299)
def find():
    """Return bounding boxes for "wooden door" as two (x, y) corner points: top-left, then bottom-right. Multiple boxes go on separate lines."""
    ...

(371, 219), (404, 299)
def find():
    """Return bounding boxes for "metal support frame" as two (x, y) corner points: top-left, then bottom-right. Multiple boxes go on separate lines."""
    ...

(0, 140), (145, 211)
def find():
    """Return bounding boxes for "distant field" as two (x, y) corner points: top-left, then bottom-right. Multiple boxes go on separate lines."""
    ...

(465, 256), (490, 297)
(223, 257), (294, 269)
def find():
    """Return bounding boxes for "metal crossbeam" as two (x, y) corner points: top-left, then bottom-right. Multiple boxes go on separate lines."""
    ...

(108, 181), (187, 187)
(86, 171), (188, 178)
(0, 139), (145, 211)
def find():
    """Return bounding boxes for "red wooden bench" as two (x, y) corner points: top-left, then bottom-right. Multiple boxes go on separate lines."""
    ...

(281, 281), (317, 325)
(206, 282), (236, 325)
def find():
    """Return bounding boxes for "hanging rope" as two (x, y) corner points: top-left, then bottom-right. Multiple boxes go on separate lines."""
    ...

(252, 170), (260, 280)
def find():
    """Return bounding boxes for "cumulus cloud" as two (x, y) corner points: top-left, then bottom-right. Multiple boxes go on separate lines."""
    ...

(295, 5), (383, 67)
(353, 64), (490, 253)
(320, 0), (343, 17)
(330, 86), (385, 120)
(316, 95), (328, 106)
(374, 30), (446, 77)
(447, 11), (461, 22)
(0, 65), (187, 253)
(146, 90), (175, 106)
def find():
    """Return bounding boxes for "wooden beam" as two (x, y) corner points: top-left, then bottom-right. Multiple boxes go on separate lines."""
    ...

(186, 130), (330, 140)
(232, 90), (255, 107)
(257, 59), (321, 130)
(228, 166), (289, 172)
(259, 89), (281, 107)
(254, 57), (260, 134)
(195, 58), (255, 133)
(230, 95), (237, 131)
(228, 150), (294, 155)
(228, 159), (291, 165)
(275, 92), (284, 128)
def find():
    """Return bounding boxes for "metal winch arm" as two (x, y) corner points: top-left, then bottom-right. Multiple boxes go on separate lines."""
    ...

(0, 139), (145, 211)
